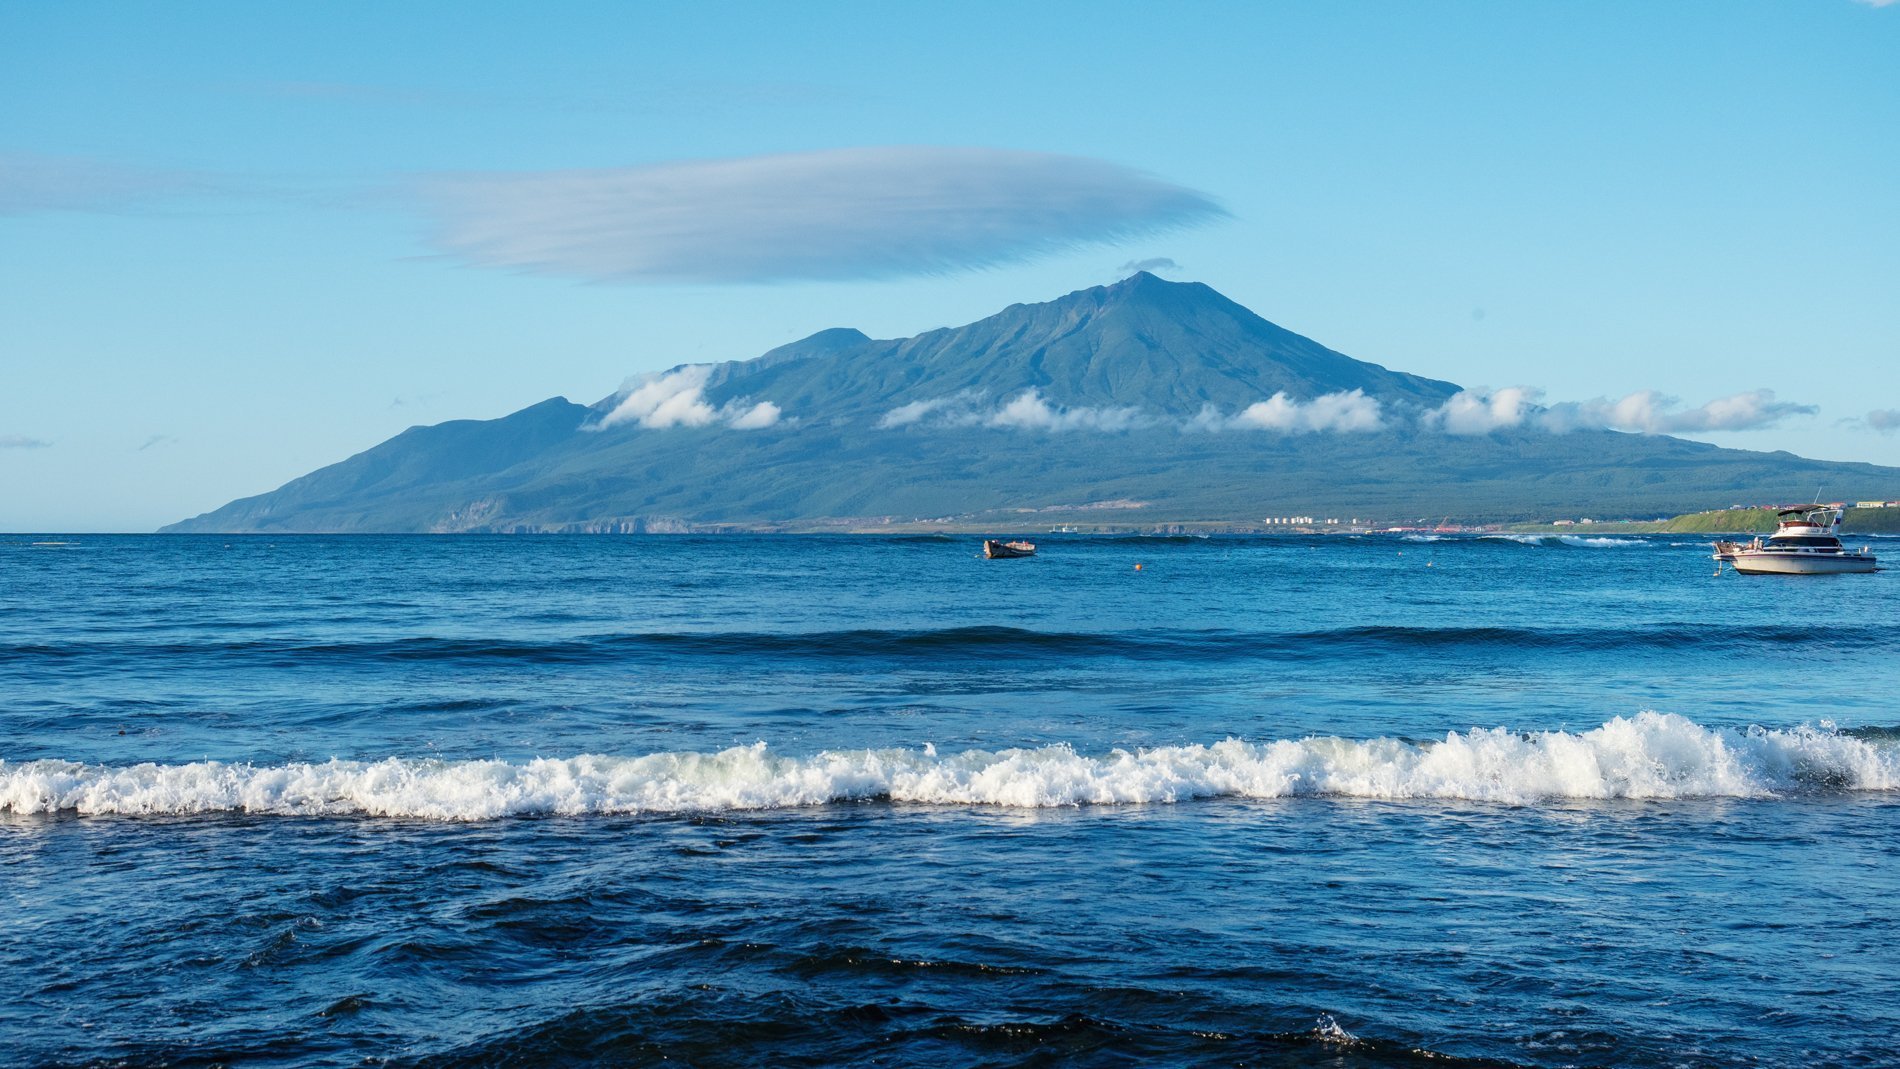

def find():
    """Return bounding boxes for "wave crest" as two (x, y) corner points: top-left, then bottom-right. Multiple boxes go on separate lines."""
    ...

(16, 620), (1884, 667)
(4, 714), (1895, 820)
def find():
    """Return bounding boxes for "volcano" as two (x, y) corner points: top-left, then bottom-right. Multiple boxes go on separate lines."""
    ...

(164, 274), (1895, 532)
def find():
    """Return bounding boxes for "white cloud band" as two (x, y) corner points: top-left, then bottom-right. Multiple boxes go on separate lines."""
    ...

(1427, 387), (1816, 435)
(986, 389), (1147, 432)
(879, 390), (1384, 434)
(1187, 390), (1385, 434)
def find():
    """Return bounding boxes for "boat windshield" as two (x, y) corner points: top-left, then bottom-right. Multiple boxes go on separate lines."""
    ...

(1765, 535), (1843, 548)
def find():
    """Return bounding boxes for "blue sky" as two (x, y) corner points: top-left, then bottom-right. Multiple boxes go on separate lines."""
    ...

(2, 1), (1896, 530)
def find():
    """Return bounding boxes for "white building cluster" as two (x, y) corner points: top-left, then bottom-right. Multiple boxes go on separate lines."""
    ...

(1263, 516), (1352, 526)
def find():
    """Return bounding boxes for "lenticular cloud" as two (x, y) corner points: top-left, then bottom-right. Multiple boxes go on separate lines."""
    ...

(414, 147), (1226, 284)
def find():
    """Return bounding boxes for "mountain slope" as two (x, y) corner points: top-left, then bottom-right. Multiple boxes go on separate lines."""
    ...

(164, 275), (1897, 533)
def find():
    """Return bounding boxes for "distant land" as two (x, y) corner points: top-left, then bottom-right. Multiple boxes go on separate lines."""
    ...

(1510, 507), (1900, 537)
(165, 273), (1900, 534)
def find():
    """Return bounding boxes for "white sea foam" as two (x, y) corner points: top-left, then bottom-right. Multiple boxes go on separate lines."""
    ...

(3, 714), (1894, 820)
(1483, 534), (1650, 548)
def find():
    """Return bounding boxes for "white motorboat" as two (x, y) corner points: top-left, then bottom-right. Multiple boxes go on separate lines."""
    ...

(1713, 505), (1877, 575)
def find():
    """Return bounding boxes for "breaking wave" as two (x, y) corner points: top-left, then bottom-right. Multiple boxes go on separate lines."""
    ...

(5, 714), (1896, 820)
(1482, 534), (1652, 548)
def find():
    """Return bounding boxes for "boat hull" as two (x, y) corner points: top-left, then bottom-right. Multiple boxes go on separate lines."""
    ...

(1730, 552), (1877, 575)
(983, 540), (1036, 559)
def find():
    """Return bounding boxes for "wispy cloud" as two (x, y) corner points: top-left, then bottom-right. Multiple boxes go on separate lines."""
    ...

(231, 77), (854, 117)
(877, 392), (983, 429)
(243, 80), (478, 107)
(597, 366), (781, 430)
(1547, 389), (1815, 434)
(413, 147), (1226, 284)
(986, 389), (1147, 432)
(1118, 257), (1180, 274)
(0, 153), (216, 216)
(1852, 0), (1897, 8)
(1426, 387), (1815, 435)
(875, 390), (1145, 432)
(879, 390), (1384, 434)
(136, 434), (179, 452)
(1864, 409), (1900, 434)
(1192, 390), (1386, 434)
(0, 434), (51, 449)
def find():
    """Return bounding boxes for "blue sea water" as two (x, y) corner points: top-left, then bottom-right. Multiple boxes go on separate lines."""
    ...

(3, 532), (1898, 1067)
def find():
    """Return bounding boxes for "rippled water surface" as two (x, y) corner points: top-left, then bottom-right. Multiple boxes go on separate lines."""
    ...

(3, 533), (1898, 1066)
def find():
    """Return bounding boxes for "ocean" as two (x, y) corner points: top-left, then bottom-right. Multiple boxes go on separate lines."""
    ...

(3, 533), (1897, 1067)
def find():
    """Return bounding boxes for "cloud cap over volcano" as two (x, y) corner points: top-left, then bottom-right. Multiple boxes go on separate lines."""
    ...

(415, 147), (1226, 284)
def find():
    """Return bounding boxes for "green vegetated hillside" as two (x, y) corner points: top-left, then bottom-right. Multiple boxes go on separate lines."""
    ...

(1661, 508), (1900, 535)
(165, 274), (1900, 534)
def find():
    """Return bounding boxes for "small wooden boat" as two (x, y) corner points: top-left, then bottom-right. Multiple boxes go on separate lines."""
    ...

(983, 539), (1037, 559)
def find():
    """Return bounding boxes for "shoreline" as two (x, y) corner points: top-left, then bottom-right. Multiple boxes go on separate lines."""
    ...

(16, 506), (1900, 539)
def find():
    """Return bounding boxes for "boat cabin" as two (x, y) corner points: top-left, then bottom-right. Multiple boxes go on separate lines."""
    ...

(1765, 506), (1846, 551)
